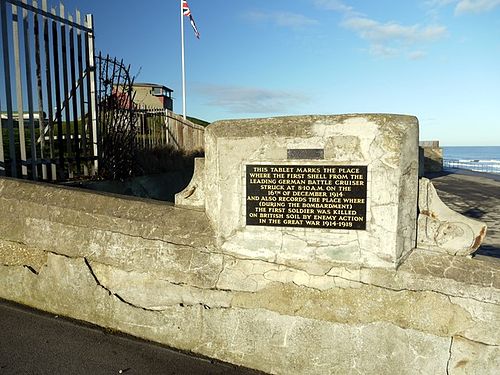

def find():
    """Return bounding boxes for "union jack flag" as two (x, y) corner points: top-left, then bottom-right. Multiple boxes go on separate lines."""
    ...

(182, 0), (200, 39)
(182, 0), (191, 16)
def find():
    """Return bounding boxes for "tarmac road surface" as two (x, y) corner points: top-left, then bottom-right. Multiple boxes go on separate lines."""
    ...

(0, 299), (264, 375)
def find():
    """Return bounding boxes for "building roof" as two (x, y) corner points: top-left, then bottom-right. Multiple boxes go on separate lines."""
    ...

(132, 82), (173, 92)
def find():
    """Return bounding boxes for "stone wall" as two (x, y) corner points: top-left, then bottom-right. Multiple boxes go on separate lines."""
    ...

(419, 140), (443, 175)
(1, 176), (499, 374)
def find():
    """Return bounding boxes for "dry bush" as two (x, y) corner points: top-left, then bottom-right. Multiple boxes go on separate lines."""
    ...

(135, 145), (204, 176)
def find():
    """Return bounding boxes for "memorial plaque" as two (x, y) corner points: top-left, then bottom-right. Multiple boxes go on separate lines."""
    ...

(287, 148), (324, 160)
(246, 165), (367, 230)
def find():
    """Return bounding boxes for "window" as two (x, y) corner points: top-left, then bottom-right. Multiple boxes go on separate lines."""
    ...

(151, 87), (166, 96)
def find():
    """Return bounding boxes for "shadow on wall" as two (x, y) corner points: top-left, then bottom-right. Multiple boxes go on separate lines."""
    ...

(66, 146), (204, 202)
(476, 245), (500, 258)
(458, 207), (500, 258)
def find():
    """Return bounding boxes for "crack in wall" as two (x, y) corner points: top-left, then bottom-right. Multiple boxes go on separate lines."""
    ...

(87, 226), (203, 250)
(82, 257), (159, 313)
(446, 336), (454, 375)
(3, 241), (497, 309)
(82, 257), (230, 311)
(22, 265), (38, 275)
(212, 251), (499, 305)
(331, 274), (498, 306)
(453, 335), (500, 348)
(0, 263), (41, 276)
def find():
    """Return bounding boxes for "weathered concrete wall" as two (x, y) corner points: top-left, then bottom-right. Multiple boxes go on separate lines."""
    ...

(204, 114), (419, 270)
(1, 176), (499, 374)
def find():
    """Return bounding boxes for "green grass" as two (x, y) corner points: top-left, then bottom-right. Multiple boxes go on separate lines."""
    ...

(187, 116), (210, 127)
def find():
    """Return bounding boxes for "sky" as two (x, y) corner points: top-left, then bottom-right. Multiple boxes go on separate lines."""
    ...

(14, 0), (500, 145)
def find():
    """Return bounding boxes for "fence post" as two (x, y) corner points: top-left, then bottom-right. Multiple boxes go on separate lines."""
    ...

(164, 109), (170, 146)
(12, 3), (29, 177)
(33, 0), (47, 180)
(41, 0), (57, 180)
(1, 0), (16, 176)
(75, 9), (88, 176)
(22, 0), (38, 179)
(85, 13), (98, 175)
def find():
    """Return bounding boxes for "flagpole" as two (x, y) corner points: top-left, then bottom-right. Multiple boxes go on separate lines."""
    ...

(180, 0), (187, 119)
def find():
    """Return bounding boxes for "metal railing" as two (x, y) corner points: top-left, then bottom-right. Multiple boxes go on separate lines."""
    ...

(1, 0), (97, 181)
(443, 159), (500, 174)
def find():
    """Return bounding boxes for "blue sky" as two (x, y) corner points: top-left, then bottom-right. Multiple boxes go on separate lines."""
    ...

(56, 1), (500, 145)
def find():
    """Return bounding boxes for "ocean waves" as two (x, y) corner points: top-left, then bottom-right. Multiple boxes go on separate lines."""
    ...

(443, 159), (500, 174)
(443, 146), (500, 175)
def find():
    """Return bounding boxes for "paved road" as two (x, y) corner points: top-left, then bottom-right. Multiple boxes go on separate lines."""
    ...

(427, 169), (500, 258)
(0, 299), (264, 375)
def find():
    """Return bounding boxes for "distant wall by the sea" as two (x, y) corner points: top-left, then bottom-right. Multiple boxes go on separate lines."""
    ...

(419, 141), (443, 175)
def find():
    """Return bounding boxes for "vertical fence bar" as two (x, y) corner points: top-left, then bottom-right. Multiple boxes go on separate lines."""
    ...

(12, 3), (28, 177)
(178, 122), (183, 149)
(141, 110), (146, 149)
(75, 9), (87, 175)
(161, 110), (165, 146)
(42, 0), (56, 179)
(51, 6), (64, 179)
(148, 111), (152, 148)
(59, 3), (72, 178)
(22, 0), (38, 179)
(85, 13), (97, 174)
(1, 0), (16, 176)
(163, 109), (170, 146)
(151, 109), (155, 147)
(68, 14), (80, 175)
(33, 0), (47, 179)
(95, 50), (101, 158)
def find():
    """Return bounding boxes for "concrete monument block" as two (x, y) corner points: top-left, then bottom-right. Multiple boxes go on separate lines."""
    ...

(202, 114), (419, 269)
(417, 178), (486, 256)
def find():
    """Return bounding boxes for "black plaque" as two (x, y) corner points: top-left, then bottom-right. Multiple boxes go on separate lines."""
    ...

(287, 148), (324, 160)
(246, 165), (367, 230)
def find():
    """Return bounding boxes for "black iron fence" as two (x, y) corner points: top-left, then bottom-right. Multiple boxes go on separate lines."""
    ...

(0, 0), (98, 181)
(1, 0), (205, 183)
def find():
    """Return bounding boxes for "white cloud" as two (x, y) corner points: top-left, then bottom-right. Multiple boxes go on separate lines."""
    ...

(313, 0), (354, 13)
(455, 0), (500, 14)
(340, 16), (446, 58)
(197, 84), (308, 114)
(313, 2), (446, 59)
(425, 0), (500, 14)
(369, 44), (399, 57)
(424, 0), (457, 7)
(342, 17), (447, 43)
(408, 50), (428, 60)
(246, 11), (318, 29)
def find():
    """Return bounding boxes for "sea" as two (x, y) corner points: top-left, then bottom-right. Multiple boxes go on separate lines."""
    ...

(442, 146), (500, 174)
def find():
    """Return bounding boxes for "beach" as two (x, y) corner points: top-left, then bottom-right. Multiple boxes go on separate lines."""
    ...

(428, 169), (500, 259)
